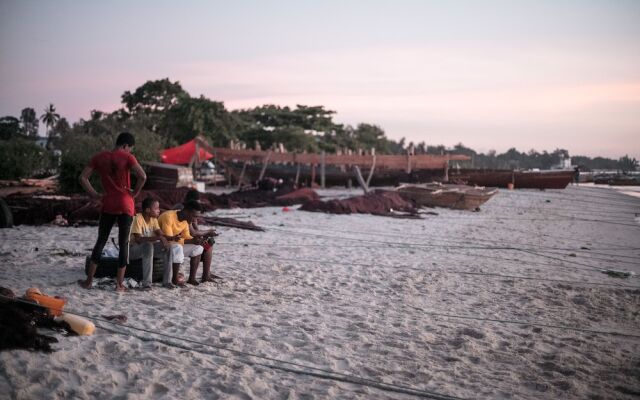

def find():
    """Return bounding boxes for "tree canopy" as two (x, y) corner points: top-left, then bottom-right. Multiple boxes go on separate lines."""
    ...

(20, 107), (39, 137)
(0, 78), (636, 183)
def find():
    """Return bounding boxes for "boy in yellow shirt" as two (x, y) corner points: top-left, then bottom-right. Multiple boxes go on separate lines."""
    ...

(158, 200), (205, 286)
(130, 197), (180, 289)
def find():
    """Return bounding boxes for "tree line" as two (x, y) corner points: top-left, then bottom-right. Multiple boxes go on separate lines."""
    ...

(0, 78), (637, 188)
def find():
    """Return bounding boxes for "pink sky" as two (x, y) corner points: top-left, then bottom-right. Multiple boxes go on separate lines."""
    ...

(1, 1), (639, 159)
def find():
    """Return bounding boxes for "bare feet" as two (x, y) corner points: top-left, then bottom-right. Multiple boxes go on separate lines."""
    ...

(187, 279), (200, 286)
(172, 280), (186, 288)
(77, 279), (92, 289)
(163, 283), (176, 289)
(115, 284), (128, 292)
(201, 274), (222, 283)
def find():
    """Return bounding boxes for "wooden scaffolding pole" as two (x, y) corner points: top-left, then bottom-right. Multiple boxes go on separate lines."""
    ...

(353, 166), (369, 194)
(258, 151), (272, 181)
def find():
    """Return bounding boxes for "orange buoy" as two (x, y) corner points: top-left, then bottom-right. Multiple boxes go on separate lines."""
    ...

(24, 288), (66, 316)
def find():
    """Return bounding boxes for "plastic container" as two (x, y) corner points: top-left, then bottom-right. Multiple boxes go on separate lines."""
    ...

(507, 183), (515, 190)
(56, 313), (96, 336)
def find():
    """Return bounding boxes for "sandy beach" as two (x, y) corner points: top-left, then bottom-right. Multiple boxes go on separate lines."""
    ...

(1, 185), (639, 399)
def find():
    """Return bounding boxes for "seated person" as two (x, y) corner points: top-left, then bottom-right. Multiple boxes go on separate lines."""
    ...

(129, 197), (180, 290)
(175, 189), (220, 282)
(158, 200), (205, 286)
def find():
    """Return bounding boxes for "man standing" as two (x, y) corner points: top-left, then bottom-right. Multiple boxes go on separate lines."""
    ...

(78, 132), (147, 292)
(129, 197), (180, 290)
(158, 200), (204, 286)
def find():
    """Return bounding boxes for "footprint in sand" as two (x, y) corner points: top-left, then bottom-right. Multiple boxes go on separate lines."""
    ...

(458, 327), (485, 339)
(149, 382), (169, 396)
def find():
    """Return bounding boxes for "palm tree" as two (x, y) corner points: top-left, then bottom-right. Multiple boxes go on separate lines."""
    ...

(41, 103), (60, 149)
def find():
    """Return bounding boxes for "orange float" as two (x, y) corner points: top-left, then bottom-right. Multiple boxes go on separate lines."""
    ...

(24, 288), (66, 316)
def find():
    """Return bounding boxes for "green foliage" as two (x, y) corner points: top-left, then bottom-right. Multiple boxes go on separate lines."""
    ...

(47, 118), (71, 149)
(8, 79), (637, 188)
(353, 124), (393, 153)
(235, 104), (335, 132)
(162, 96), (237, 146)
(618, 155), (638, 172)
(239, 125), (318, 152)
(317, 125), (354, 153)
(41, 103), (61, 148)
(568, 156), (618, 171)
(122, 78), (188, 116)
(435, 145), (573, 170)
(0, 139), (52, 179)
(20, 107), (39, 137)
(232, 105), (408, 154)
(0, 116), (22, 140)
(57, 113), (163, 193)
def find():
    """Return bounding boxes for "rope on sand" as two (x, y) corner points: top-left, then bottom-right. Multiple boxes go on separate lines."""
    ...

(405, 306), (640, 339)
(504, 189), (640, 209)
(98, 323), (463, 400)
(5, 231), (640, 254)
(4, 227), (638, 273)
(243, 255), (640, 290)
(27, 302), (461, 400)
(260, 221), (640, 258)
(263, 226), (615, 273)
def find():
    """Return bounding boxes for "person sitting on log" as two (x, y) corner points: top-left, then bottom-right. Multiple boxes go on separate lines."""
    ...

(129, 197), (181, 290)
(158, 200), (205, 286)
(174, 189), (220, 283)
(78, 132), (146, 292)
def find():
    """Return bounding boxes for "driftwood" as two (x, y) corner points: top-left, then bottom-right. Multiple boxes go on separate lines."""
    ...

(0, 176), (58, 197)
(199, 216), (264, 232)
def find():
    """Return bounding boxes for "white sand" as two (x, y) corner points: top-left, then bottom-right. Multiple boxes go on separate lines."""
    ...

(1, 185), (639, 399)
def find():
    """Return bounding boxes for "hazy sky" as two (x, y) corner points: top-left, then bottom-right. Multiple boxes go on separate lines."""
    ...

(1, 0), (639, 158)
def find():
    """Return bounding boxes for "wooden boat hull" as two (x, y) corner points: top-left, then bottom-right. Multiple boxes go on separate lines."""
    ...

(397, 184), (498, 210)
(225, 162), (444, 187)
(449, 170), (574, 189)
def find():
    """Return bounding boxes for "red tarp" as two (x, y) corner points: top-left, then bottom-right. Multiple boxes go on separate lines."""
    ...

(160, 139), (213, 165)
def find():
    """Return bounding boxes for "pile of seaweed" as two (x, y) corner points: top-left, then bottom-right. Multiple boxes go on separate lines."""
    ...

(300, 190), (419, 218)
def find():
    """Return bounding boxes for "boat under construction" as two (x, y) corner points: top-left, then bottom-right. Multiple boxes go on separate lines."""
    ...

(159, 137), (576, 190)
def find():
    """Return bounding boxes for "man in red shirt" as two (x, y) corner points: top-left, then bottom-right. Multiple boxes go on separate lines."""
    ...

(77, 132), (147, 292)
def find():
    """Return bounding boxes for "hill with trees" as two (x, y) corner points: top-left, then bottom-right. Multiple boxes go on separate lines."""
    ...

(0, 78), (637, 188)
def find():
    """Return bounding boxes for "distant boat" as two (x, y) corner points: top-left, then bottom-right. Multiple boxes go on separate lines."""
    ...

(593, 174), (640, 186)
(396, 183), (498, 211)
(448, 169), (574, 189)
